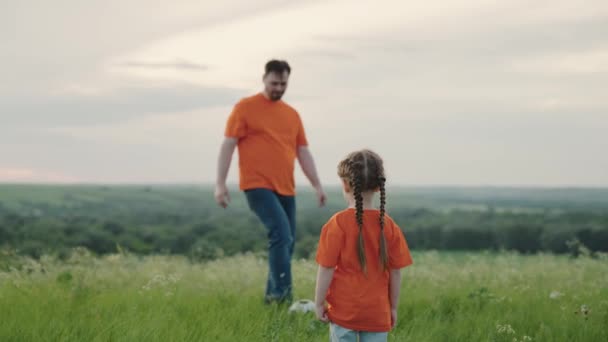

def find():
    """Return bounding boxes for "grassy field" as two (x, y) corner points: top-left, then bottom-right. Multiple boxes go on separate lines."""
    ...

(1, 250), (606, 341)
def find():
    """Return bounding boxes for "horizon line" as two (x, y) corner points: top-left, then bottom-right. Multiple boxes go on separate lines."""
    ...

(1, 182), (607, 190)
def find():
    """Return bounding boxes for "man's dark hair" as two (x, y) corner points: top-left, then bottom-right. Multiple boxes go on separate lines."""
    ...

(265, 59), (291, 75)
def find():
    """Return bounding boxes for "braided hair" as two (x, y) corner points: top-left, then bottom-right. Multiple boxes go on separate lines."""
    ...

(337, 150), (389, 273)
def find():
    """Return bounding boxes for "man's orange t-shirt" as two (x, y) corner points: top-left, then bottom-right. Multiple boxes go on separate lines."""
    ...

(224, 93), (308, 196)
(316, 208), (413, 332)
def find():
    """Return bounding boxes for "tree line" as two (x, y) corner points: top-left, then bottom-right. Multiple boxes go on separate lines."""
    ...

(0, 185), (607, 260)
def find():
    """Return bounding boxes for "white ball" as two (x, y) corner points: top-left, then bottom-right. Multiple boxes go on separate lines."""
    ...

(288, 299), (316, 314)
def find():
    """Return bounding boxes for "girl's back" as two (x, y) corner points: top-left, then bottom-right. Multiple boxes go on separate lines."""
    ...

(316, 208), (412, 332)
(314, 149), (413, 341)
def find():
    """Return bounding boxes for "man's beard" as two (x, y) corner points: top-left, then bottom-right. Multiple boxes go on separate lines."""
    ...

(270, 91), (284, 101)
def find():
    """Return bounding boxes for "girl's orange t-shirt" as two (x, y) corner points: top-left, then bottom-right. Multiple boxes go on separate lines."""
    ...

(316, 208), (413, 332)
(224, 93), (308, 196)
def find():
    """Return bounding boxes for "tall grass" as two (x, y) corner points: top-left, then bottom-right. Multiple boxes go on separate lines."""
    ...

(1, 250), (606, 341)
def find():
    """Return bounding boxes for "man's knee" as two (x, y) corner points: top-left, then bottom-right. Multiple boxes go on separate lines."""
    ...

(269, 229), (293, 247)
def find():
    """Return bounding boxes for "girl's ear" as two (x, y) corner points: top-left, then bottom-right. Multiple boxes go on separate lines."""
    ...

(342, 179), (351, 193)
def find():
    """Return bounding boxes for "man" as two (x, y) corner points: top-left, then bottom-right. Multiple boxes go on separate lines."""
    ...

(215, 59), (326, 304)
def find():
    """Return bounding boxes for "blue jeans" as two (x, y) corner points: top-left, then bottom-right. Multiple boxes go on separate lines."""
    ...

(245, 188), (296, 302)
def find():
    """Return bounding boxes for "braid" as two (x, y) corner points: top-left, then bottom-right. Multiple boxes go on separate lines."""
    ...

(378, 176), (389, 271)
(338, 150), (389, 274)
(350, 161), (367, 274)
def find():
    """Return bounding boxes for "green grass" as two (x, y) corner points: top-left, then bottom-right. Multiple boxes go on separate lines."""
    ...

(1, 250), (606, 341)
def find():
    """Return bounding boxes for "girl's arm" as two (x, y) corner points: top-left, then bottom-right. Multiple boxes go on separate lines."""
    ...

(389, 269), (402, 328)
(314, 265), (335, 322)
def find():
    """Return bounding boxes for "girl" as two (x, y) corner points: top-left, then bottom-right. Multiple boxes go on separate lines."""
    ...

(315, 149), (413, 342)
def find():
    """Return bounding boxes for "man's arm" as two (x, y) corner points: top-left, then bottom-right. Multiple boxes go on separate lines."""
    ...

(215, 137), (238, 208)
(297, 146), (326, 207)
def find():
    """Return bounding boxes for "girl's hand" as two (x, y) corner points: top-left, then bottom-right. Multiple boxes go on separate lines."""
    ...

(315, 304), (329, 323)
(391, 308), (398, 329)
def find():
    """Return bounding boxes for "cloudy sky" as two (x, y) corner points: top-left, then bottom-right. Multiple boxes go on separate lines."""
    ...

(1, 0), (607, 186)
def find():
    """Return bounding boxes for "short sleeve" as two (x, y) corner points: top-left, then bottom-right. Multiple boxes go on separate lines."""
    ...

(388, 222), (413, 269)
(315, 217), (344, 268)
(296, 114), (308, 146)
(224, 102), (247, 139)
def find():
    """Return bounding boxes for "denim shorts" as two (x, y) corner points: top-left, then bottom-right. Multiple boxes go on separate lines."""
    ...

(329, 323), (388, 342)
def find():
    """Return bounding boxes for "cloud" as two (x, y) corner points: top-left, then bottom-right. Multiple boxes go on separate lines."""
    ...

(0, 0), (303, 97)
(1, 83), (243, 127)
(2, 0), (608, 185)
(121, 60), (209, 71)
(48, 106), (228, 146)
(511, 49), (608, 74)
(0, 167), (80, 183)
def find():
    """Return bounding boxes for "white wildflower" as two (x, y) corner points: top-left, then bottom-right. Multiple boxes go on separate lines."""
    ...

(106, 254), (121, 262)
(496, 323), (516, 335)
(575, 304), (590, 317)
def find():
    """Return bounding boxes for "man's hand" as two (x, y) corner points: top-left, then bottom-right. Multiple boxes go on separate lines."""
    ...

(297, 146), (324, 205)
(315, 304), (329, 323)
(315, 186), (327, 207)
(391, 308), (397, 329)
(214, 183), (230, 208)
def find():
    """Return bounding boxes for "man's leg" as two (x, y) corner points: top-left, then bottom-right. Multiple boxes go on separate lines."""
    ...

(245, 188), (293, 303)
(277, 194), (296, 258)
